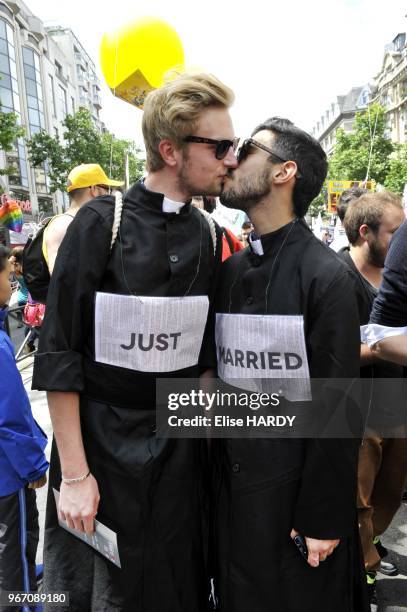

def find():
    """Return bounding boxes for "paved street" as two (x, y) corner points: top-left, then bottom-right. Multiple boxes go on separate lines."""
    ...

(18, 356), (407, 611)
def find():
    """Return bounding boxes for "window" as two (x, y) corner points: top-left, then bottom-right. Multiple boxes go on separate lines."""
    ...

(23, 47), (45, 136)
(35, 166), (48, 194)
(38, 197), (53, 216)
(49, 74), (56, 116)
(0, 3), (13, 19)
(57, 84), (67, 120)
(0, 20), (28, 185)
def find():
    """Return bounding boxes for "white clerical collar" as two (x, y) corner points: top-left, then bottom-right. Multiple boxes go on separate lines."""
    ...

(249, 232), (264, 256)
(162, 196), (186, 214)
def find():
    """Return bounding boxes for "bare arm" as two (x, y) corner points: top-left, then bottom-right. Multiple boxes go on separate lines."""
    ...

(47, 391), (100, 534)
(360, 342), (380, 366)
(371, 335), (407, 366)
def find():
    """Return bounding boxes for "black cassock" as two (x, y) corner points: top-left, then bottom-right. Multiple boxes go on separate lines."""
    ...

(212, 219), (369, 612)
(33, 181), (222, 612)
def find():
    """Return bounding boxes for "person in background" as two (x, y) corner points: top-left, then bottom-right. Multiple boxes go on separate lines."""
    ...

(10, 247), (28, 327)
(44, 164), (123, 275)
(330, 187), (368, 252)
(240, 220), (253, 246)
(193, 195), (243, 260)
(11, 247), (39, 352)
(321, 228), (331, 244)
(0, 244), (49, 610)
(340, 191), (407, 610)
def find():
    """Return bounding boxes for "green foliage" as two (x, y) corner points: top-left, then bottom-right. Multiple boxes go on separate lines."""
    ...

(384, 144), (407, 195)
(308, 189), (326, 218)
(0, 105), (25, 176)
(26, 108), (145, 193)
(328, 104), (394, 185)
(28, 131), (69, 191)
(99, 133), (145, 185)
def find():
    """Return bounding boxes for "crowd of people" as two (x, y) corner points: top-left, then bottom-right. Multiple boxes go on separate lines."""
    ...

(1, 71), (407, 612)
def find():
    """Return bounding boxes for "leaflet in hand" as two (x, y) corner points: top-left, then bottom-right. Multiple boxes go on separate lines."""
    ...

(53, 488), (121, 568)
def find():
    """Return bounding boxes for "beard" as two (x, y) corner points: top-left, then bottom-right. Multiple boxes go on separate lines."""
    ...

(176, 150), (221, 198)
(367, 237), (386, 268)
(220, 167), (271, 211)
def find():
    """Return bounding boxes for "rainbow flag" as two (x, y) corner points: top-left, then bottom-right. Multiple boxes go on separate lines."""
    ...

(0, 199), (23, 232)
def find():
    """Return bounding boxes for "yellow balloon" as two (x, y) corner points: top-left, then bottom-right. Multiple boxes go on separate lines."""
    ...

(100, 17), (185, 109)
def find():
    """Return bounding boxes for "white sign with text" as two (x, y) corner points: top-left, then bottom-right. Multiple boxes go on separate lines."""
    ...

(216, 313), (311, 401)
(95, 292), (209, 372)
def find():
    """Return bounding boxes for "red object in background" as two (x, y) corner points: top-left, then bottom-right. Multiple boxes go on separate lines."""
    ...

(222, 228), (243, 261)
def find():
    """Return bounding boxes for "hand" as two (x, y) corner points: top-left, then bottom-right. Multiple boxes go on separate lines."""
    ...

(290, 529), (340, 568)
(58, 473), (100, 535)
(28, 474), (47, 489)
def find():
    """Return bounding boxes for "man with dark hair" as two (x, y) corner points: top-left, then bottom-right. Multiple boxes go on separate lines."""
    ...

(330, 187), (368, 252)
(340, 192), (407, 609)
(214, 117), (368, 611)
(240, 220), (253, 246)
(337, 187), (369, 223)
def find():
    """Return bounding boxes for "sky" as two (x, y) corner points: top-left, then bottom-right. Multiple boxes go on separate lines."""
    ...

(26, 0), (407, 147)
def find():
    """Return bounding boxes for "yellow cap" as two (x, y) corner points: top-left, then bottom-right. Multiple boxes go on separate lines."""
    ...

(66, 164), (124, 193)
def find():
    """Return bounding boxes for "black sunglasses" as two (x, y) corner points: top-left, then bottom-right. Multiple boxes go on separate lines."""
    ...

(237, 138), (302, 178)
(183, 135), (239, 160)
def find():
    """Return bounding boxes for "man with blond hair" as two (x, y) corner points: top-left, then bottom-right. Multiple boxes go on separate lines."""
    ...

(33, 72), (237, 611)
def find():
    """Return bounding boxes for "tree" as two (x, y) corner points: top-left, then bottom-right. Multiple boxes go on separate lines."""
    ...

(26, 108), (145, 192)
(384, 144), (407, 195)
(27, 131), (69, 192)
(308, 190), (326, 219)
(0, 104), (26, 176)
(328, 104), (394, 185)
(99, 133), (145, 186)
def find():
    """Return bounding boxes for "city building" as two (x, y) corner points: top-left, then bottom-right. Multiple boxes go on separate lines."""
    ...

(311, 32), (407, 156)
(0, 0), (105, 237)
(310, 85), (371, 154)
(370, 32), (407, 144)
(46, 26), (104, 134)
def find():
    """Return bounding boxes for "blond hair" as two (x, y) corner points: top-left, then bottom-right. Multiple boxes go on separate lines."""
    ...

(142, 72), (234, 171)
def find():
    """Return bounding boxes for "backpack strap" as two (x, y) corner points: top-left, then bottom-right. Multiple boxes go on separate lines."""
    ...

(111, 191), (123, 250)
(197, 208), (217, 256)
(222, 227), (235, 255)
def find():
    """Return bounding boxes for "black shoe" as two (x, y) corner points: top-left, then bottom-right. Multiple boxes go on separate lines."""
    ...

(367, 574), (378, 612)
(374, 538), (388, 558)
(374, 537), (399, 575)
(379, 558), (399, 576)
